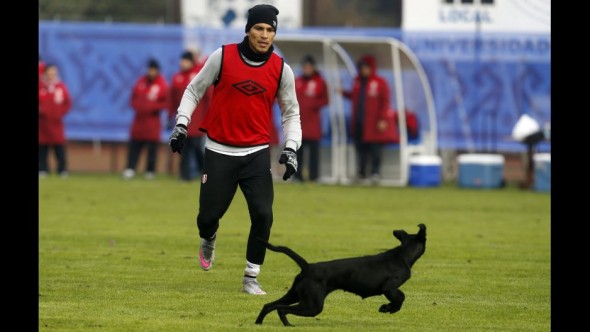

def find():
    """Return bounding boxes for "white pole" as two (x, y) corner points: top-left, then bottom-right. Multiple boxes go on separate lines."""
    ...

(391, 40), (408, 186)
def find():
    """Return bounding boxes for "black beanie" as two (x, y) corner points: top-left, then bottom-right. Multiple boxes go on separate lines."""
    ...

(301, 54), (316, 66)
(147, 58), (160, 70)
(245, 4), (279, 33)
(180, 51), (194, 62)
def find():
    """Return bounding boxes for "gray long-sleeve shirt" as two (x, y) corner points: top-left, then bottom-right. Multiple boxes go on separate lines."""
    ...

(175, 47), (302, 155)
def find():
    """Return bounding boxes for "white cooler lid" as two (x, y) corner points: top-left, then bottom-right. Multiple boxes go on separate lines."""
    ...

(458, 154), (505, 165)
(409, 155), (442, 165)
(533, 153), (551, 162)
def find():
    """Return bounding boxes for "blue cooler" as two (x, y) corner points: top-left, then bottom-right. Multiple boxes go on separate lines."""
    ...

(408, 155), (442, 187)
(457, 154), (504, 188)
(533, 153), (551, 192)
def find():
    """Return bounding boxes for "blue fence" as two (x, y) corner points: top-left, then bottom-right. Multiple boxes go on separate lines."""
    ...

(39, 22), (550, 152)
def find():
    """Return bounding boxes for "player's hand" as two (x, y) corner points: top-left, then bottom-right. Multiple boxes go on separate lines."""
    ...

(278, 148), (298, 181)
(169, 124), (187, 154)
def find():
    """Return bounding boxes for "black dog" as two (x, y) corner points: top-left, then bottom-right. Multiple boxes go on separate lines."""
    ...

(255, 224), (427, 326)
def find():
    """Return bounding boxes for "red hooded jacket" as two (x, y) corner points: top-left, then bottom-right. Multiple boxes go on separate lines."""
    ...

(295, 71), (329, 140)
(38, 61), (45, 79)
(39, 78), (72, 145)
(169, 62), (212, 138)
(343, 55), (395, 143)
(130, 74), (169, 142)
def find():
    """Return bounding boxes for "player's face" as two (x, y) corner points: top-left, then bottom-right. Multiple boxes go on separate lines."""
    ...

(147, 67), (159, 80)
(247, 23), (276, 54)
(360, 64), (372, 77)
(180, 59), (193, 71)
(302, 63), (315, 77)
(44, 66), (58, 82)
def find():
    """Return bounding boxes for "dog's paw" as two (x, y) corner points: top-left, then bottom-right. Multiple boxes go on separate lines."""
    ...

(379, 304), (393, 313)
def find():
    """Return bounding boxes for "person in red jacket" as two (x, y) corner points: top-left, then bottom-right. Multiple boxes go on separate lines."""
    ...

(169, 51), (213, 181)
(342, 55), (392, 183)
(39, 63), (72, 178)
(294, 55), (328, 182)
(123, 59), (169, 180)
(38, 54), (45, 80)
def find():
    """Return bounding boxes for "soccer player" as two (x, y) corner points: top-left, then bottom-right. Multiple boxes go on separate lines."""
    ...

(123, 59), (169, 180)
(169, 51), (212, 181)
(39, 63), (72, 178)
(341, 55), (392, 183)
(169, 4), (301, 295)
(294, 55), (329, 182)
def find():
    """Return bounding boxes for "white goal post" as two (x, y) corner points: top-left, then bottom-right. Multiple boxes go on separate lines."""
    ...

(274, 35), (437, 186)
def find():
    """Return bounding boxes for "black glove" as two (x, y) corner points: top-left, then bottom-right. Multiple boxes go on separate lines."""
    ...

(169, 124), (187, 154)
(278, 148), (298, 181)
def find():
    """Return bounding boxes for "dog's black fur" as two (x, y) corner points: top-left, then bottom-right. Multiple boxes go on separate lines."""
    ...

(255, 224), (427, 326)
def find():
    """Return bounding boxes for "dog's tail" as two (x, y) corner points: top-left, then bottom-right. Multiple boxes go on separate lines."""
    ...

(257, 237), (309, 272)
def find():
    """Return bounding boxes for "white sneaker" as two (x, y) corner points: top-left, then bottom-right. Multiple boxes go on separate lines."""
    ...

(144, 172), (155, 180)
(371, 173), (381, 185)
(122, 169), (135, 180)
(242, 278), (267, 295)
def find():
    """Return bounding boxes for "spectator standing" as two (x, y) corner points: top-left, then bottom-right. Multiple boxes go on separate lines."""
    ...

(123, 59), (169, 180)
(39, 63), (72, 178)
(38, 54), (45, 80)
(341, 55), (392, 183)
(294, 55), (328, 182)
(169, 51), (213, 181)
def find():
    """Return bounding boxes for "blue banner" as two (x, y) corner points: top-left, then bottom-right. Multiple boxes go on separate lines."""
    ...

(404, 32), (551, 151)
(40, 22), (185, 142)
(39, 22), (550, 152)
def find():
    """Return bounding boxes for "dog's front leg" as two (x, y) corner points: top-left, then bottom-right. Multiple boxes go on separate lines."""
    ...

(379, 288), (405, 314)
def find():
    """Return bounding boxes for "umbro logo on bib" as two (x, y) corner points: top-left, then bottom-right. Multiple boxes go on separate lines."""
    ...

(232, 80), (267, 96)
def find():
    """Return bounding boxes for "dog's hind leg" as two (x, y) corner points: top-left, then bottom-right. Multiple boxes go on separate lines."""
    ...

(255, 277), (302, 325)
(276, 280), (326, 326)
(276, 301), (325, 327)
(379, 288), (405, 314)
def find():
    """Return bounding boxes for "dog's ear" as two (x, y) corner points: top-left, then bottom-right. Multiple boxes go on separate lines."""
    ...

(393, 230), (408, 242)
(417, 224), (426, 239)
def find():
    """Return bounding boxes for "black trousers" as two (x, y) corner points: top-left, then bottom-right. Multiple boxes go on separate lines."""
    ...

(126, 140), (158, 172)
(295, 139), (320, 181)
(197, 148), (274, 265)
(39, 144), (67, 173)
(180, 136), (205, 181)
(355, 142), (384, 178)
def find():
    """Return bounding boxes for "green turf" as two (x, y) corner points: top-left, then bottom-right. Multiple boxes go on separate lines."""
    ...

(39, 173), (550, 331)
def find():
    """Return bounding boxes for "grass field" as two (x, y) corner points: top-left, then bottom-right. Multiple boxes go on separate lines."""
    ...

(39, 173), (550, 331)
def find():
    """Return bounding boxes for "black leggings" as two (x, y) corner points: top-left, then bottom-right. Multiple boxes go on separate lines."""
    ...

(126, 140), (158, 172)
(39, 144), (67, 173)
(295, 139), (320, 181)
(196, 148), (274, 265)
(355, 142), (384, 178)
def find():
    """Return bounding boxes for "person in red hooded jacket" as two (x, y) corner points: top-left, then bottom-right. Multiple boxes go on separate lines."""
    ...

(341, 55), (392, 183)
(38, 54), (45, 80)
(169, 50), (213, 181)
(294, 55), (328, 182)
(122, 58), (169, 180)
(39, 63), (72, 178)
